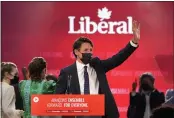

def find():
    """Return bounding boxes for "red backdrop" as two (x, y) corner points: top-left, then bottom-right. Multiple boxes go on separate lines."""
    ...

(1, 2), (174, 118)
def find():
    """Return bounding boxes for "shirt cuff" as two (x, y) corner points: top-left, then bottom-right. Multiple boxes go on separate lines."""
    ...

(130, 40), (138, 47)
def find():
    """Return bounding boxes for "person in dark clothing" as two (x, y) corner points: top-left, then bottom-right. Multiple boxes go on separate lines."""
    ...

(150, 105), (174, 118)
(11, 67), (28, 111)
(127, 72), (165, 118)
(56, 20), (140, 118)
(11, 75), (24, 111)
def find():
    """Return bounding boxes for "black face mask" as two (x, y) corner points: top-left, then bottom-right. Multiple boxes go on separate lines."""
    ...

(141, 83), (153, 91)
(80, 53), (92, 64)
(10, 75), (19, 85)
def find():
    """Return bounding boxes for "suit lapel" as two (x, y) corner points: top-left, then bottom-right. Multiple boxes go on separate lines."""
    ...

(69, 58), (106, 94)
(69, 63), (81, 94)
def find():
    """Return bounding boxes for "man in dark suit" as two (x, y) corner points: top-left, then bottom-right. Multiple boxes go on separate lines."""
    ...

(127, 72), (165, 118)
(56, 20), (140, 118)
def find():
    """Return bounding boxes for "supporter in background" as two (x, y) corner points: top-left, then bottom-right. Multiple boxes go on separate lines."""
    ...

(150, 105), (174, 118)
(127, 72), (165, 118)
(10, 71), (24, 111)
(19, 57), (56, 118)
(1, 62), (24, 118)
(163, 89), (174, 105)
(10, 67), (29, 111)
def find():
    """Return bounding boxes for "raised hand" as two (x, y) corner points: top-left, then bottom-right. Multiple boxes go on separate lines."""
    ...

(22, 67), (29, 80)
(132, 78), (137, 91)
(132, 20), (140, 44)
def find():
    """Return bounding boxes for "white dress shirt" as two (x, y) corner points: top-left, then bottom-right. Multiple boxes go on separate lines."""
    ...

(76, 60), (99, 94)
(131, 90), (154, 118)
(76, 41), (138, 95)
(142, 91), (151, 118)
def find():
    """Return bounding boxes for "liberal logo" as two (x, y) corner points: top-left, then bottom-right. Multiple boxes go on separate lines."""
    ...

(68, 7), (133, 34)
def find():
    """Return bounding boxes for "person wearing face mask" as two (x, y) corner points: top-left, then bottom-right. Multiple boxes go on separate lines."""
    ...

(10, 67), (29, 113)
(56, 20), (140, 118)
(0, 62), (24, 118)
(10, 72), (24, 113)
(127, 72), (165, 118)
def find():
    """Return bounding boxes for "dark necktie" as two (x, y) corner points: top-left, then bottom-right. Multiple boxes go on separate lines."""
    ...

(77, 67), (101, 118)
(84, 66), (90, 94)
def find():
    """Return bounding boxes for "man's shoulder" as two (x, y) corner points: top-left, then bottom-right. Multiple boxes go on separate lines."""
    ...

(61, 57), (101, 71)
(90, 57), (101, 65)
(92, 57), (100, 61)
(61, 63), (75, 72)
(152, 89), (165, 96)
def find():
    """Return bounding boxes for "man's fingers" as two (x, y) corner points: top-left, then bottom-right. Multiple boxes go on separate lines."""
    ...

(133, 20), (140, 31)
(133, 20), (136, 28)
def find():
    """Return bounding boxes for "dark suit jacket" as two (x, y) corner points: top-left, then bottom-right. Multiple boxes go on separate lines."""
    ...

(127, 89), (165, 118)
(56, 42), (137, 118)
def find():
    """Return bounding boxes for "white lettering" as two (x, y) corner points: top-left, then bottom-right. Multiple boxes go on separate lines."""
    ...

(127, 16), (133, 34)
(68, 16), (80, 34)
(116, 21), (127, 34)
(68, 16), (133, 34)
(108, 22), (117, 34)
(98, 21), (108, 34)
(85, 17), (98, 34)
(79, 17), (85, 34)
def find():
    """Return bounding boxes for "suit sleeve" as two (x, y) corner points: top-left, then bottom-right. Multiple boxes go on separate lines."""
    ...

(129, 92), (139, 106)
(2, 86), (21, 118)
(56, 69), (67, 94)
(101, 42), (138, 73)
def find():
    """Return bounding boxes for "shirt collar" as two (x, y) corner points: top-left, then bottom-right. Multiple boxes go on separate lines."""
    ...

(76, 60), (90, 71)
(142, 89), (155, 96)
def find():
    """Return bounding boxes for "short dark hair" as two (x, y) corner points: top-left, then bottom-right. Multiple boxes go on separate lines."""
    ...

(1, 62), (17, 81)
(140, 72), (155, 84)
(28, 57), (46, 80)
(46, 74), (57, 82)
(150, 105), (174, 118)
(73, 37), (93, 58)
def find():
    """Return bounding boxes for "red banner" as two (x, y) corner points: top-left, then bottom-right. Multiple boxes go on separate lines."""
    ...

(31, 95), (104, 116)
(2, 2), (173, 118)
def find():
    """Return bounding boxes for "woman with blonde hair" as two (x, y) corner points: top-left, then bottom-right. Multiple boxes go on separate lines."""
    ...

(0, 62), (24, 118)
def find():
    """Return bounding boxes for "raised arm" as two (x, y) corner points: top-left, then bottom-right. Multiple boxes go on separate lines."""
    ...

(101, 20), (140, 73)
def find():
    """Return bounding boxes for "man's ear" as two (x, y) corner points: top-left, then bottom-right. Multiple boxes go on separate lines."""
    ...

(74, 49), (79, 57)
